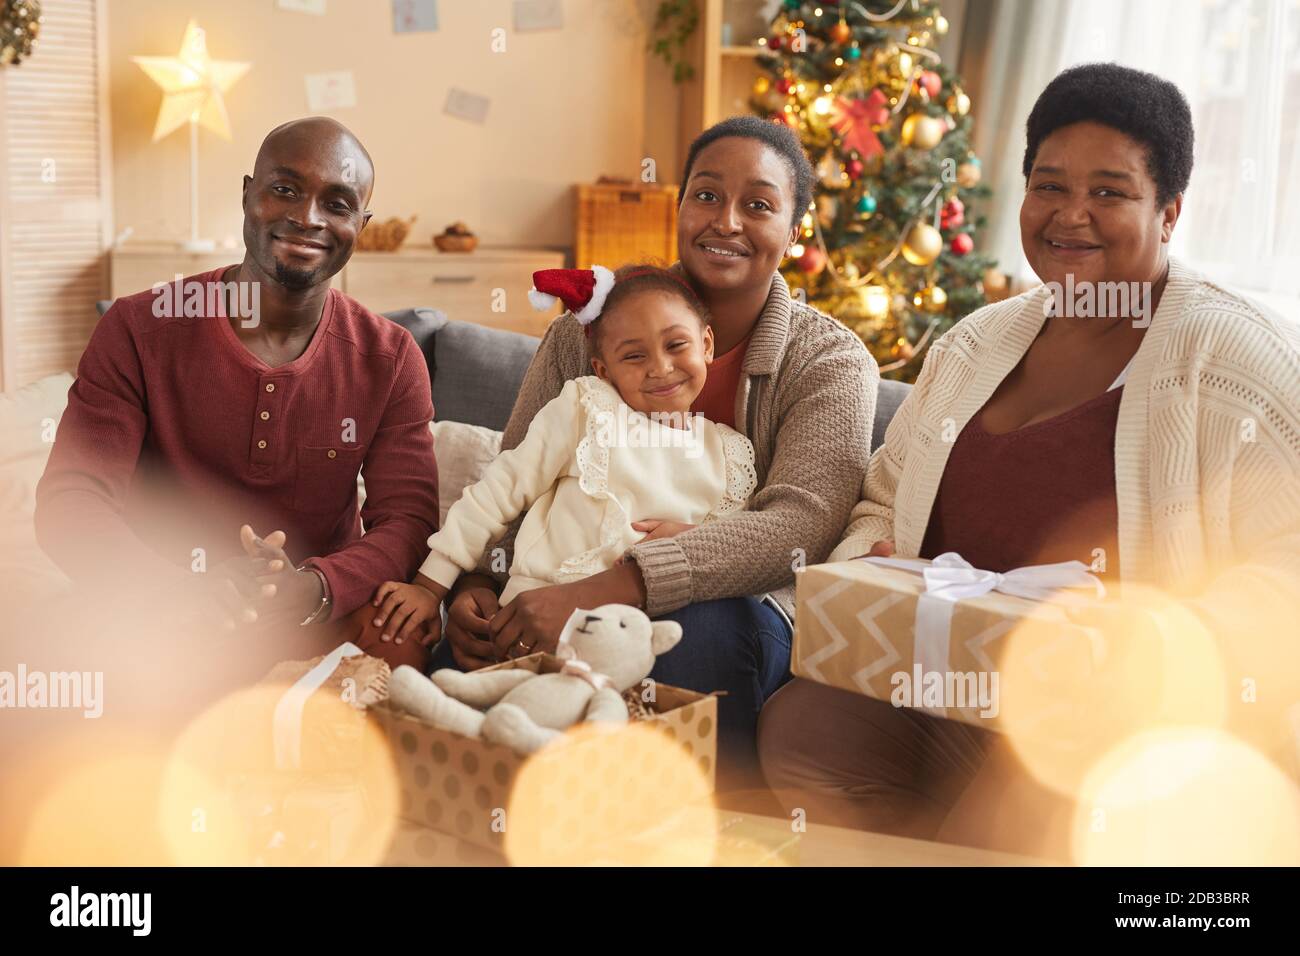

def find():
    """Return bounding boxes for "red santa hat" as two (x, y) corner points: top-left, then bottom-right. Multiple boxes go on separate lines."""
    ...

(528, 265), (615, 326)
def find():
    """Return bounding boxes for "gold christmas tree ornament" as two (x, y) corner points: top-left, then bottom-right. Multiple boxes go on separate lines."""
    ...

(0, 0), (41, 67)
(902, 222), (943, 266)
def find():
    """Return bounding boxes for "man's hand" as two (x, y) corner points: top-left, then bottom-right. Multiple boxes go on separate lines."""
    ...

(372, 575), (448, 646)
(444, 579), (502, 671)
(631, 519), (697, 542)
(241, 525), (324, 623)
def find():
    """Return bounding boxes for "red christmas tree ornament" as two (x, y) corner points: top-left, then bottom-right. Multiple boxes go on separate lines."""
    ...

(529, 266), (615, 325)
(940, 197), (965, 230)
(830, 20), (852, 45)
(916, 71), (942, 98)
(846, 158), (864, 179)
(776, 76), (795, 95)
(830, 90), (888, 160)
(798, 245), (827, 274)
(950, 233), (974, 256)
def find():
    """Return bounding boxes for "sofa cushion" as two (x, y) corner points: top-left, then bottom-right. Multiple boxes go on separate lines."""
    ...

(381, 308), (541, 433)
(873, 379), (911, 452)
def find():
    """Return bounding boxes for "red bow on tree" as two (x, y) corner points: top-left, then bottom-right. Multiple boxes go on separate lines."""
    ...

(830, 89), (889, 160)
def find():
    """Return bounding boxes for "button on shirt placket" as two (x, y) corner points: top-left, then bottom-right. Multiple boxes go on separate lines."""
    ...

(253, 378), (280, 467)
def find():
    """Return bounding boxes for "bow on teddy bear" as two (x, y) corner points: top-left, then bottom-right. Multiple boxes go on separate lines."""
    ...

(387, 604), (683, 755)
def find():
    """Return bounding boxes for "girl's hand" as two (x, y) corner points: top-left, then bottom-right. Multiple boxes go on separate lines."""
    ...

(863, 539), (896, 559)
(372, 580), (445, 645)
(632, 519), (697, 542)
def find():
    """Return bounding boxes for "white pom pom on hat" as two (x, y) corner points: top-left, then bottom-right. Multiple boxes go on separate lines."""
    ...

(528, 265), (615, 326)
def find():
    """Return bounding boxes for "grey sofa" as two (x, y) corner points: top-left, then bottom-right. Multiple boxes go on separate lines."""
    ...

(94, 300), (910, 446)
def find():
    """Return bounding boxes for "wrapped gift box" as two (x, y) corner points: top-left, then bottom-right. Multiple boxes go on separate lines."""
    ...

(792, 556), (1107, 734)
(371, 652), (717, 862)
(212, 645), (396, 865)
(254, 645), (391, 773)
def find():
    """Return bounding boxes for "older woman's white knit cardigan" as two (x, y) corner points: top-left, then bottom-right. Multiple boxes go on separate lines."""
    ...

(832, 257), (1300, 744)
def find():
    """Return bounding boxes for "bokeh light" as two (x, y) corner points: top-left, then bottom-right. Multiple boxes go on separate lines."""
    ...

(161, 684), (399, 866)
(503, 722), (715, 866)
(1071, 727), (1300, 865)
(997, 584), (1229, 797)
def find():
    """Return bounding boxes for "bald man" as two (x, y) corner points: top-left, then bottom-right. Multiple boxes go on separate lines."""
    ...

(35, 118), (440, 675)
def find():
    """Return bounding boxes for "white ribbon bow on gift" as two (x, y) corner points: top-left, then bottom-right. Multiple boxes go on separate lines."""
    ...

(554, 608), (613, 691)
(272, 641), (365, 771)
(860, 552), (1105, 716)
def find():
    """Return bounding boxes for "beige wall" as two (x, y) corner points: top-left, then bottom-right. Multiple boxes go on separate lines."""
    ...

(108, 0), (683, 257)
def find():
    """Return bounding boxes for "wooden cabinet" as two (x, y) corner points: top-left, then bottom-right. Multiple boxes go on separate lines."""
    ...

(343, 247), (563, 337)
(110, 244), (257, 299)
(111, 244), (564, 339)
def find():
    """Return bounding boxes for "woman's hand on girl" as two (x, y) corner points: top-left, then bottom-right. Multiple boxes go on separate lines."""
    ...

(445, 583), (503, 670)
(488, 563), (650, 660)
(487, 581), (588, 660)
(632, 519), (697, 542)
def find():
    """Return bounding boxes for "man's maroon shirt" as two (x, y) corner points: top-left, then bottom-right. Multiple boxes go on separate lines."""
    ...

(35, 267), (440, 618)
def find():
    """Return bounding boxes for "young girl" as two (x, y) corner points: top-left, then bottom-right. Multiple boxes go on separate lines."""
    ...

(372, 264), (757, 646)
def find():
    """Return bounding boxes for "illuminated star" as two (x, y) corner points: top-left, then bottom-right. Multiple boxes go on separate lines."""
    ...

(132, 21), (249, 142)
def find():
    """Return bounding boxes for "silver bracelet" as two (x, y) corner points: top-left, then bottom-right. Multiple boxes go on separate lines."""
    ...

(296, 564), (331, 626)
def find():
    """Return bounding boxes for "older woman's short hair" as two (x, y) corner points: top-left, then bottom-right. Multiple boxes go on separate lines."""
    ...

(1022, 63), (1194, 206)
(680, 115), (815, 228)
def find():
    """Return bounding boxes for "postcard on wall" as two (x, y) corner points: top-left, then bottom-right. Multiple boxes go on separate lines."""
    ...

(393, 0), (439, 33)
(444, 87), (490, 125)
(277, 0), (327, 15)
(513, 0), (564, 32)
(305, 71), (358, 111)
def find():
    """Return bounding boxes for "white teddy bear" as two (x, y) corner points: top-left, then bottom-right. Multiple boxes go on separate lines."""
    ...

(387, 604), (683, 755)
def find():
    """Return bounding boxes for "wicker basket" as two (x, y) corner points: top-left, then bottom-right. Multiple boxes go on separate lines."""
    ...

(433, 233), (478, 253)
(575, 183), (678, 270)
(355, 215), (416, 252)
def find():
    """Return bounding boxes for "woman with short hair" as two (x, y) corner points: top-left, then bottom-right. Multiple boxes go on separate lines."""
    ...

(759, 63), (1300, 855)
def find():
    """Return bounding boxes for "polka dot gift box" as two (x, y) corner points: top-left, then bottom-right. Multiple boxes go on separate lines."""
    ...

(371, 653), (717, 864)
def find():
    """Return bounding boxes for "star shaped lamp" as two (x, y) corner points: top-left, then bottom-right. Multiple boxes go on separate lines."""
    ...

(133, 22), (249, 252)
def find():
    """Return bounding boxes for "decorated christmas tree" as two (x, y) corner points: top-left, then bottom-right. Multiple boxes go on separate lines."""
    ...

(751, 0), (1002, 379)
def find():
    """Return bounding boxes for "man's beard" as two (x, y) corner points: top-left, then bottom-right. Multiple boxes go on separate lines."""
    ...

(273, 259), (322, 291)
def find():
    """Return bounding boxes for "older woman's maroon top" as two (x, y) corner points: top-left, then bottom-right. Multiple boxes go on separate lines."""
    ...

(919, 388), (1123, 580)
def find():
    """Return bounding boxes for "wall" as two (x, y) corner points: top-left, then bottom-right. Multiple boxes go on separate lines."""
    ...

(108, 0), (682, 256)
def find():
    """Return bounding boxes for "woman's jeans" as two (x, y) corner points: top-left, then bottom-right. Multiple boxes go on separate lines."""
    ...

(426, 596), (793, 793)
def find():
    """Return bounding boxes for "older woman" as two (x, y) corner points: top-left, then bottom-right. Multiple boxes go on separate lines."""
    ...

(759, 63), (1300, 854)
(428, 116), (879, 791)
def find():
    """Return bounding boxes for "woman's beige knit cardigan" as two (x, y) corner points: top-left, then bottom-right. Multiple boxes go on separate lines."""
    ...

(831, 257), (1300, 752)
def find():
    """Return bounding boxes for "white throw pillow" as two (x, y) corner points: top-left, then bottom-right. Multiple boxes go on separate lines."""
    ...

(355, 419), (503, 528)
(429, 419), (503, 527)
